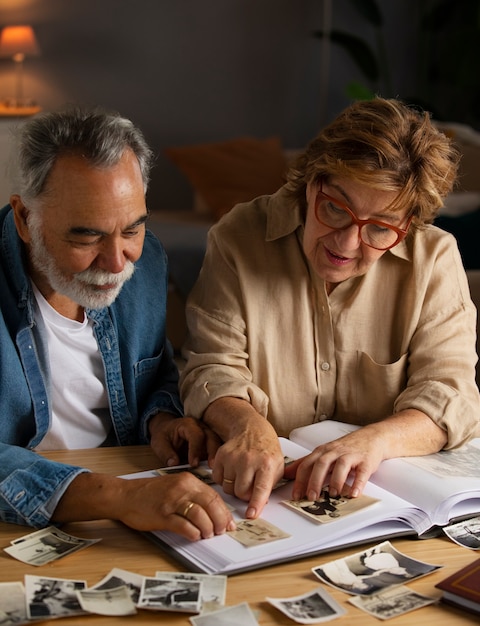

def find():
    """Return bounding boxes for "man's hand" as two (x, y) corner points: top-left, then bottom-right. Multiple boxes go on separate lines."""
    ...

(149, 412), (222, 468)
(53, 471), (236, 541)
(203, 398), (285, 519)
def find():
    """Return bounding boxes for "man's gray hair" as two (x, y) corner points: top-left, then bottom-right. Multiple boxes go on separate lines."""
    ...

(14, 105), (154, 201)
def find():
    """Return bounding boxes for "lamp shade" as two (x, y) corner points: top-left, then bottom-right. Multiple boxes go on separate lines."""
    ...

(0, 25), (40, 60)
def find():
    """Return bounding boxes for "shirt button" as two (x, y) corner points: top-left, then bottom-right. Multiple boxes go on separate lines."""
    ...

(321, 361), (330, 371)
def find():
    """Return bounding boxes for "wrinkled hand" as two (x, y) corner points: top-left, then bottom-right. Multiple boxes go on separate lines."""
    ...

(149, 413), (222, 468)
(211, 419), (285, 520)
(116, 472), (235, 540)
(284, 428), (386, 500)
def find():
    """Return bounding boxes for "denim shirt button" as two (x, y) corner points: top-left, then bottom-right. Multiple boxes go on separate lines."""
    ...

(13, 490), (25, 501)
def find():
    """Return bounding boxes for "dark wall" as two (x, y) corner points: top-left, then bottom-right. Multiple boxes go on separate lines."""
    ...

(0, 0), (419, 210)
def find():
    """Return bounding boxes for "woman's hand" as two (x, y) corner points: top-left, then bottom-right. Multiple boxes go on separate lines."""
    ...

(284, 411), (448, 500)
(204, 398), (285, 519)
(284, 428), (385, 500)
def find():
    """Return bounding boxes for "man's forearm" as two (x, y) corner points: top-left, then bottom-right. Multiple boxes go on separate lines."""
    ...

(51, 472), (127, 524)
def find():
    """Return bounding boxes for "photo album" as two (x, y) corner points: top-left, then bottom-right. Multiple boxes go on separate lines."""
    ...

(121, 420), (480, 576)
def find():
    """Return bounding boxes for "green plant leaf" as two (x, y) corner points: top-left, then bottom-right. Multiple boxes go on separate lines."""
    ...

(348, 0), (383, 27)
(346, 81), (376, 101)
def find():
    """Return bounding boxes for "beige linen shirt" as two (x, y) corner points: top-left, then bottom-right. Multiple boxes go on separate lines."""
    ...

(180, 187), (480, 447)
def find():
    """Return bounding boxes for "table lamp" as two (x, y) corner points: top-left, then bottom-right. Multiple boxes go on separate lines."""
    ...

(0, 25), (40, 108)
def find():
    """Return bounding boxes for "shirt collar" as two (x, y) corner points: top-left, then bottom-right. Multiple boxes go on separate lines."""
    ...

(265, 186), (304, 242)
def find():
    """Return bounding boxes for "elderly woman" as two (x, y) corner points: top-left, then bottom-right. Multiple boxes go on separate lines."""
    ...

(179, 97), (480, 519)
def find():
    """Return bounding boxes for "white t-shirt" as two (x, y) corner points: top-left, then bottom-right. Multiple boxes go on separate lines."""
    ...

(32, 284), (113, 450)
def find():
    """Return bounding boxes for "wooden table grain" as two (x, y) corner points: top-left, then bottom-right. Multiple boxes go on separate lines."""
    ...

(0, 445), (477, 624)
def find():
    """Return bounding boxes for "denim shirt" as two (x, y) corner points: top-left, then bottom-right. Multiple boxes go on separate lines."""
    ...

(0, 205), (183, 527)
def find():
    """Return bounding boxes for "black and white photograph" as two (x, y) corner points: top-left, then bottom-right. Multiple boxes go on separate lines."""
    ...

(227, 518), (290, 547)
(0, 582), (29, 625)
(25, 575), (87, 619)
(155, 571), (226, 613)
(348, 584), (436, 619)
(189, 601), (259, 626)
(156, 462), (215, 485)
(312, 541), (442, 596)
(138, 577), (202, 613)
(92, 567), (144, 604)
(443, 515), (480, 549)
(4, 526), (100, 566)
(267, 587), (346, 623)
(76, 585), (137, 616)
(283, 488), (379, 524)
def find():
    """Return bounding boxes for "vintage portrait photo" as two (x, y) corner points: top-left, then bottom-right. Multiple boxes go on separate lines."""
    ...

(283, 488), (379, 524)
(138, 577), (202, 612)
(0, 582), (29, 626)
(312, 541), (441, 596)
(348, 584), (436, 619)
(25, 575), (87, 619)
(92, 567), (144, 604)
(155, 571), (226, 613)
(227, 518), (290, 547)
(4, 526), (100, 566)
(267, 587), (346, 623)
(189, 601), (259, 625)
(76, 586), (137, 616)
(443, 515), (480, 549)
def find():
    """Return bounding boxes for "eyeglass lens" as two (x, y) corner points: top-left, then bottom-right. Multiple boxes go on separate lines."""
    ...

(316, 197), (400, 250)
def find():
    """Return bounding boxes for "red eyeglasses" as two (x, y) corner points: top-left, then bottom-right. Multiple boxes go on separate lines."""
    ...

(315, 183), (413, 251)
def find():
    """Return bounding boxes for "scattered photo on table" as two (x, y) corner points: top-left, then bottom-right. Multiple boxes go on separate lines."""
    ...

(443, 515), (480, 549)
(348, 585), (436, 620)
(25, 575), (87, 619)
(227, 518), (290, 547)
(76, 585), (137, 616)
(0, 582), (29, 625)
(283, 488), (379, 524)
(312, 541), (442, 596)
(4, 525), (100, 566)
(138, 576), (202, 613)
(267, 587), (346, 623)
(92, 567), (144, 604)
(155, 571), (226, 613)
(189, 601), (259, 625)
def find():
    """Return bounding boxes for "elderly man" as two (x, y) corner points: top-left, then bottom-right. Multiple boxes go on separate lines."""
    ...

(0, 106), (233, 540)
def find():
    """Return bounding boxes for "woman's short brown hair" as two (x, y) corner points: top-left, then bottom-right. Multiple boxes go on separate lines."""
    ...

(285, 97), (460, 226)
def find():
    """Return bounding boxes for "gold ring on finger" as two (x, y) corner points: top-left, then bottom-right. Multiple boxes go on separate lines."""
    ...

(223, 478), (234, 484)
(181, 501), (195, 518)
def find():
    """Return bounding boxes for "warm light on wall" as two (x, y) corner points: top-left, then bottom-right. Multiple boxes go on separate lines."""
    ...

(0, 25), (41, 108)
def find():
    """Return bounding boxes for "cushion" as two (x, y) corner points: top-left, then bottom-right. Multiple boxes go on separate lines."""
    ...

(165, 136), (288, 220)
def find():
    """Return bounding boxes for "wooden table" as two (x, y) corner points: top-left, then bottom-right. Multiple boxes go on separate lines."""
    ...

(0, 446), (477, 624)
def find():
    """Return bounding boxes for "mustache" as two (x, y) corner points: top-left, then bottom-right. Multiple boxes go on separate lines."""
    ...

(74, 261), (136, 286)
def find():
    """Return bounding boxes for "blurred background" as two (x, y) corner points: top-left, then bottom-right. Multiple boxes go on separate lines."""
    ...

(0, 0), (478, 210)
